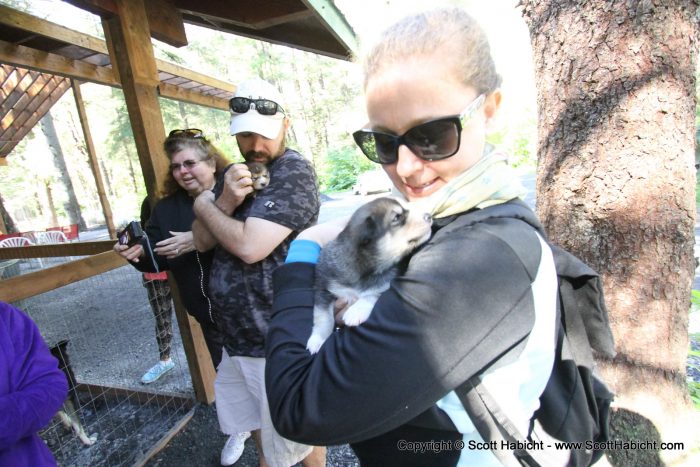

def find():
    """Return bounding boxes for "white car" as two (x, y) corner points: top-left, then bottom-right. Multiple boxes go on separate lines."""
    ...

(352, 170), (393, 196)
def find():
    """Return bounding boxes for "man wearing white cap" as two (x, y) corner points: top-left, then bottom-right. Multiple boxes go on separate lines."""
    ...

(192, 78), (324, 467)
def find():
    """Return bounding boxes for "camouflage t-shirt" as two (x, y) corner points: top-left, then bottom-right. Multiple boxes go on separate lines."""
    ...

(209, 149), (320, 357)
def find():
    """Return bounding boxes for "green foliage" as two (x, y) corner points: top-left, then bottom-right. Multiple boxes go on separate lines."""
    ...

(689, 340), (700, 408)
(696, 165), (700, 204)
(487, 115), (537, 168)
(688, 288), (700, 408)
(691, 290), (700, 309)
(320, 146), (374, 193)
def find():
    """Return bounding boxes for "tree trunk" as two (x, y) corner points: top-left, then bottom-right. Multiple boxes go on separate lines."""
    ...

(40, 112), (87, 230)
(177, 101), (191, 129)
(45, 181), (59, 228)
(520, 0), (699, 459)
(100, 158), (115, 198)
(0, 192), (18, 234)
(123, 141), (139, 193)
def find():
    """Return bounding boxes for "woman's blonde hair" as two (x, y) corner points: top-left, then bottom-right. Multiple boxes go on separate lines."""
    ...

(362, 8), (502, 95)
(160, 133), (230, 197)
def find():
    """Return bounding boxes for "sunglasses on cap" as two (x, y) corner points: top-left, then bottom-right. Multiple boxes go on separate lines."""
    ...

(229, 97), (284, 116)
(168, 128), (205, 139)
(353, 94), (486, 165)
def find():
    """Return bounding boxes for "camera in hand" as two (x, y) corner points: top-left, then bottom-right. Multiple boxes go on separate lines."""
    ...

(118, 221), (144, 247)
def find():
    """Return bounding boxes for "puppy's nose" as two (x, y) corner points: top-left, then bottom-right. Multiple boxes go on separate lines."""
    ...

(423, 213), (432, 223)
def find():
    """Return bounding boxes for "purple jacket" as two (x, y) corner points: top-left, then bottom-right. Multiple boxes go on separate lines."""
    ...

(0, 301), (68, 467)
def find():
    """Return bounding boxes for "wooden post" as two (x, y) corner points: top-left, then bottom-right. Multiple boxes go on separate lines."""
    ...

(71, 79), (117, 238)
(101, 0), (167, 200)
(169, 277), (216, 404)
(101, 0), (213, 403)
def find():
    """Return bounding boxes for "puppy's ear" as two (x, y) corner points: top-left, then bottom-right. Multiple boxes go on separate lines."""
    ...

(357, 215), (379, 247)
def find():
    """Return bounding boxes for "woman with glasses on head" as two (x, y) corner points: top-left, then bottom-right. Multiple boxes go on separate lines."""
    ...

(265, 8), (561, 466)
(113, 129), (231, 376)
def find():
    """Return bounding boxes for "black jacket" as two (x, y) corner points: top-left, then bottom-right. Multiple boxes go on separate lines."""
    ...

(265, 201), (557, 465)
(131, 190), (215, 325)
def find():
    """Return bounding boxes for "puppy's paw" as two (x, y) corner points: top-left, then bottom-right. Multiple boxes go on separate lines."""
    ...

(306, 334), (325, 354)
(342, 301), (373, 326)
(80, 433), (97, 446)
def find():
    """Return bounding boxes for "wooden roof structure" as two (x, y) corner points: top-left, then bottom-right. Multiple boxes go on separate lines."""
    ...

(0, 0), (356, 162)
(0, 0), (356, 405)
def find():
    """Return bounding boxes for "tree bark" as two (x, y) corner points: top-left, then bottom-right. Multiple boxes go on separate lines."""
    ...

(521, 0), (699, 458)
(40, 112), (87, 230)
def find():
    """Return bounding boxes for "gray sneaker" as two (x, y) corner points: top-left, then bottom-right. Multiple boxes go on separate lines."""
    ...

(220, 431), (251, 466)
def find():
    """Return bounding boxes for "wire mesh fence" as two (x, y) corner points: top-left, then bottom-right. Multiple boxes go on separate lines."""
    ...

(5, 257), (194, 466)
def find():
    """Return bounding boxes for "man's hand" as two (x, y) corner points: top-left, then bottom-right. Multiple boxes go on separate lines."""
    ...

(218, 163), (254, 213)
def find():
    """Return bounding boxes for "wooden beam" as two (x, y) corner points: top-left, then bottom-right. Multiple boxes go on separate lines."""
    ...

(300, 0), (358, 57)
(158, 82), (228, 111)
(133, 406), (195, 467)
(0, 8), (233, 104)
(0, 69), (39, 117)
(156, 60), (235, 93)
(62, 0), (118, 17)
(0, 4), (110, 54)
(250, 10), (315, 30)
(0, 250), (126, 303)
(102, 0), (168, 200)
(0, 40), (119, 87)
(0, 44), (229, 110)
(143, 0), (187, 47)
(72, 80), (117, 238)
(75, 382), (195, 407)
(0, 240), (115, 260)
(64, 0), (188, 47)
(1, 77), (70, 142)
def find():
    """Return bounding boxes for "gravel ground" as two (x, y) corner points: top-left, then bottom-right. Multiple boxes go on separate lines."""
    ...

(144, 404), (360, 467)
(10, 256), (359, 466)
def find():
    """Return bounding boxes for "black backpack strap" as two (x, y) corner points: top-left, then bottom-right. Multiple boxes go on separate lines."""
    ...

(455, 376), (538, 467)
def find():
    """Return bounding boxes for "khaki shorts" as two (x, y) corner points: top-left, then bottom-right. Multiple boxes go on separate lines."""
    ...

(215, 353), (312, 467)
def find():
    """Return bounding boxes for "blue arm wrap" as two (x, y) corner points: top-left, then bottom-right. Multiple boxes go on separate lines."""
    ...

(285, 239), (321, 264)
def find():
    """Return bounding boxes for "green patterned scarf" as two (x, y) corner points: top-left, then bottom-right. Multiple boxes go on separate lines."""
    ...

(412, 146), (527, 219)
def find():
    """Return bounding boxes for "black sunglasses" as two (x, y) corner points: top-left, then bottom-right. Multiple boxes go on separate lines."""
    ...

(353, 94), (485, 165)
(229, 97), (284, 116)
(168, 128), (205, 139)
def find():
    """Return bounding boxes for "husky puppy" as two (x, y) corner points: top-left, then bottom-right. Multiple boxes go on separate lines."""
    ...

(307, 197), (432, 353)
(246, 161), (270, 191)
(50, 340), (97, 446)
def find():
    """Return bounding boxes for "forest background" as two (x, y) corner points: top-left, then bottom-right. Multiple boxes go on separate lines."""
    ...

(0, 0), (539, 232)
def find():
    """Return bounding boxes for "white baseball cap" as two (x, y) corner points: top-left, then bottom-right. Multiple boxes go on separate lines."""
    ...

(229, 78), (286, 139)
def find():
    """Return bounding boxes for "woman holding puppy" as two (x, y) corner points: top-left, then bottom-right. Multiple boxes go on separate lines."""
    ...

(266, 8), (560, 466)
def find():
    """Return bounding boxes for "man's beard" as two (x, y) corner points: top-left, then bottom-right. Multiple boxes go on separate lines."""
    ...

(243, 135), (286, 164)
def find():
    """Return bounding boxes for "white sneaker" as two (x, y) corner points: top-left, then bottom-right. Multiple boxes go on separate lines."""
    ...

(220, 431), (251, 466)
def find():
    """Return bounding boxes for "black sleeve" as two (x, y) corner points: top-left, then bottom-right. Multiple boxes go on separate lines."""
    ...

(265, 219), (541, 446)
